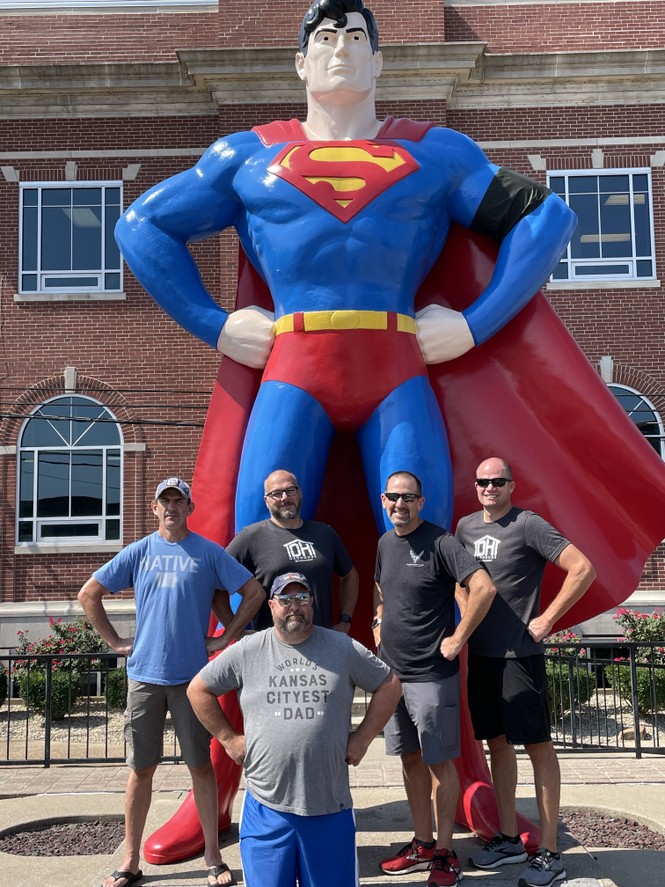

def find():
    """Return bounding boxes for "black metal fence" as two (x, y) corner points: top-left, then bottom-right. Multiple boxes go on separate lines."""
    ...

(0, 642), (663, 766)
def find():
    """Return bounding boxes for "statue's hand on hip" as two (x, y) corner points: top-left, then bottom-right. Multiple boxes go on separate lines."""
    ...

(217, 305), (275, 368)
(415, 303), (475, 364)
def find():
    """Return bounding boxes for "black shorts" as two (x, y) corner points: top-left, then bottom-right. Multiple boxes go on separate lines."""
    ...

(467, 653), (551, 746)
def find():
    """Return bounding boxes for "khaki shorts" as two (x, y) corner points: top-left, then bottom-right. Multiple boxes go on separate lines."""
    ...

(124, 679), (211, 771)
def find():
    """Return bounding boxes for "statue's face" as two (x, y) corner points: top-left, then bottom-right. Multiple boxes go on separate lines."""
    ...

(295, 11), (382, 103)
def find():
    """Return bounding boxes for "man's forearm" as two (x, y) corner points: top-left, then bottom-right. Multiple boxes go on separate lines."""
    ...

(354, 673), (401, 744)
(212, 579), (264, 650)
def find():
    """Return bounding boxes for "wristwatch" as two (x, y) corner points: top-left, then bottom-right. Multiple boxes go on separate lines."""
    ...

(371, 617), (382, 629)
(339, 613), (352, 624)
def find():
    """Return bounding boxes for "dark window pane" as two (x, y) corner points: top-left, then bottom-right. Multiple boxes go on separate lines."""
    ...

(105, 272), (121, 290)
(634, 195), (652, 256)
(18, 521), (33, 542)
(599, 174), (628, 194)
(549, 177), (564, 195)
(21, 274), (38, 292)
(37, 451), (70, 517)
(42, 189), (71, 207)
(568, 176), (598, 194)
(22, 189), (38, 207)
(636, 260), (653, 277)
(600, 196), (631, 258)
(41, 523), (100, 539)
(72, 451), (103, 516)
(107, 452), (121, 515)
(19, 452), (34, 518)
(73, 210), (102, 270)
(44, 276), (99, 289)
(41, 207), (72, 271)
(22, 206), (38, 271)
(552, 262), (568, 280)
(106, 187), (121, 206)
(575, 264), (630, 276)
(73, 188), (101, 206)
(570, 194), (600, 258)
(105, 206), (121, 269)
(106, 519), (121, 541)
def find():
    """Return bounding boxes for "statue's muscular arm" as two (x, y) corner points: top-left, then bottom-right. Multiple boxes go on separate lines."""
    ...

(115, 131), (274, 368)
(416, 128), (577, 363)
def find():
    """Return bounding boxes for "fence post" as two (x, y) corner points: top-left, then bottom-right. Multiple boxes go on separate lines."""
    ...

(43, 658), (52, 769)
(628, 648), (642, 760)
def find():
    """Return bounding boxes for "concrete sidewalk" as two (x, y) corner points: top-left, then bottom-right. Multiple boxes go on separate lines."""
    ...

(0, 743), (664, 887)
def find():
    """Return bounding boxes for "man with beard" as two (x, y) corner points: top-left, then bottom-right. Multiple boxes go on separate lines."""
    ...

(225, 469), (359, 632)
(374, 470), (496, 886)
(188, 571), (401, 886)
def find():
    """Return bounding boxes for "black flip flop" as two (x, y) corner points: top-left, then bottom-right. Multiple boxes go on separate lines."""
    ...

(103, 870), (143, 887)
(206, 862), (237, 886)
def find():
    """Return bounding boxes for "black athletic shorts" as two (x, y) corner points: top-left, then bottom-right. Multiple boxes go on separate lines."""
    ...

(467, 653), (551, 746)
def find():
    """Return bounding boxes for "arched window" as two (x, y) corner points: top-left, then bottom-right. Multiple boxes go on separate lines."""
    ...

(609, 384), (664, 459)
(17, 395), (122, 543)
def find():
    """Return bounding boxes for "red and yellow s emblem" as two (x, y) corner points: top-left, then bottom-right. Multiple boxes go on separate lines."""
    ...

(268, 141), (420, 222)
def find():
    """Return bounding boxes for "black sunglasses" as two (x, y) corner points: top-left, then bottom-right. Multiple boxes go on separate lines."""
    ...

(383, 492), (419, 502)
(475, 478), (511, 488)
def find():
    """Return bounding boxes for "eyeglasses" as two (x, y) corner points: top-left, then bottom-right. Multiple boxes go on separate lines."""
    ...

(273, 592), (311, 606)
(475, 478), (511, 488)
(383, 492), (419, 503)
(265, 486), (300, 500)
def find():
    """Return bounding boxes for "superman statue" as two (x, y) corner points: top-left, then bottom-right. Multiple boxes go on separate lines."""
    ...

(115, 0), (665, 869)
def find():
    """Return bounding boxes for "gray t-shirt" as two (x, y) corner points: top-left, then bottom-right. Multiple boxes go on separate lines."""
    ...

(226, 519), (354, 630)
(199, 626), (390, 816)
(455, 507), (569, 658)
(374, 520), (482, 681)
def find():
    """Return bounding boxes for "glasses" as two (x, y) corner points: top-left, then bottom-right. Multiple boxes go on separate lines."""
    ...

(273, 592), (311, 607)
(383, 492), (419, 503)
(265, 486), (300, 501)
(475, 478), (511, 488)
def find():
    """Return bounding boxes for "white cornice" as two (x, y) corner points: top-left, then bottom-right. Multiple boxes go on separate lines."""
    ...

(1, 46), (665, 118)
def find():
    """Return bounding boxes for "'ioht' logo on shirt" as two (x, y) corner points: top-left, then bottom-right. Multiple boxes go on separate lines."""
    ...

(283, 539), (317, 563)
(474, 535), (501, 561)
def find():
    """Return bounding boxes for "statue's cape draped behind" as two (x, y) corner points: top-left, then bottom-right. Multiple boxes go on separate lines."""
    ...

(190, 116), (665, 643)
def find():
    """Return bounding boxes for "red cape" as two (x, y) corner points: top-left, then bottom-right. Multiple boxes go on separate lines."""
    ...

(190, 226), (665, 646)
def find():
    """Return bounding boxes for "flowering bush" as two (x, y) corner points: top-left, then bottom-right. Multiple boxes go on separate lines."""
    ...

(15, 616), (108, 673)
(14, 617), (108, 718)
(605, 609), (665, 715)
(613, 608), (665, 663)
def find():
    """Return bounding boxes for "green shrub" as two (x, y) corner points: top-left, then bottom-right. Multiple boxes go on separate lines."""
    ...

(105, 667), (128, 709)
(0, 665), (7, 708)
(18, 668), (79, 720)
(604, 662), (665, 715)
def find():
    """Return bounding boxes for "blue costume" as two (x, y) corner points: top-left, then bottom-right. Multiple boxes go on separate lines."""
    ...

(116, 117), (575, 537)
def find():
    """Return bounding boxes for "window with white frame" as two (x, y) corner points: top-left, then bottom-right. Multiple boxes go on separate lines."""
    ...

(609, 384), (664, 459)
(17, 396), (122, 544)
(548, 170), (655, 283)
(19, 183), (122, 295)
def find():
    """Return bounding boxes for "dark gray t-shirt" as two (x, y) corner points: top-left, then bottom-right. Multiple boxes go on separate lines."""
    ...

(455, 507), (569, 658)
(226, 519), (354, 630)
(374, 520), (481, 681)
(199, 626), (390, 815)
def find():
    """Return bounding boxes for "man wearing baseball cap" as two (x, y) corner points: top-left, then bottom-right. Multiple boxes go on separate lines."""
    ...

(78, 476), (265, 887)
(188, 569), (402, 887)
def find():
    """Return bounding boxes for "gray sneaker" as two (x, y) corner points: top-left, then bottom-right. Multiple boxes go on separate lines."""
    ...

(469, 833), (528, 869)
(518, 849), (566, 887)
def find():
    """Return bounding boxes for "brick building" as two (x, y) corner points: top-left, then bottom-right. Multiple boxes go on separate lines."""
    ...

(0, 0), (662, 646)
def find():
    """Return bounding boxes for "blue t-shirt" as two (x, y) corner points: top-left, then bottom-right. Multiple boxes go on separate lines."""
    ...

(94, 531), (252, 684)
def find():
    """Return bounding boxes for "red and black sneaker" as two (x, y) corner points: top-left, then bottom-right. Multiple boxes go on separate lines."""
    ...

(379, 837), (436, 875)
(426, 848), (463, 886)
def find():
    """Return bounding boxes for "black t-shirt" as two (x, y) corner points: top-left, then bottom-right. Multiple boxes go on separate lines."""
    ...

(226, 519), (354, 630)
(374, 520), (481, 681)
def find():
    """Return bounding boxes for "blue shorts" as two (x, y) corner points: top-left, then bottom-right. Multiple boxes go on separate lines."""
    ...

(239, 791), (358, 887)
(383, 674), (460, 764)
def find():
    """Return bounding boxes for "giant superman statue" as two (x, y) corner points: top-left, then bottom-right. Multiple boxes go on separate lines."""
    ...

(115, 0), (665, 868)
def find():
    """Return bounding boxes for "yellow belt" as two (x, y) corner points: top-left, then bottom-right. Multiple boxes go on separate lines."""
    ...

(274, 310), (417, 335)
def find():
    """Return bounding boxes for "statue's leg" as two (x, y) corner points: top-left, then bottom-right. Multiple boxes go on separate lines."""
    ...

(144, 381), (335, 865)
(235, 380), (335, 527)
(357, 376), (540, 848)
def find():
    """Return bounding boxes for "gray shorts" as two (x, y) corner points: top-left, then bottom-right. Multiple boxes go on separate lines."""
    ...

(124, 679), (211, 771)
(384, 673), (460, 765)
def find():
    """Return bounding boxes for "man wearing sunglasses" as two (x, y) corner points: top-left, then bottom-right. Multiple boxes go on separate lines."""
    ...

(374, 471), (496, 886)
(225, 468), (358, 633)
(455, 457), (595, 887)
(188, 571), (401, 887)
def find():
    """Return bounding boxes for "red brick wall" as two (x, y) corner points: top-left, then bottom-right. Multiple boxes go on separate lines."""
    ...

(446, 1), (665, 53)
